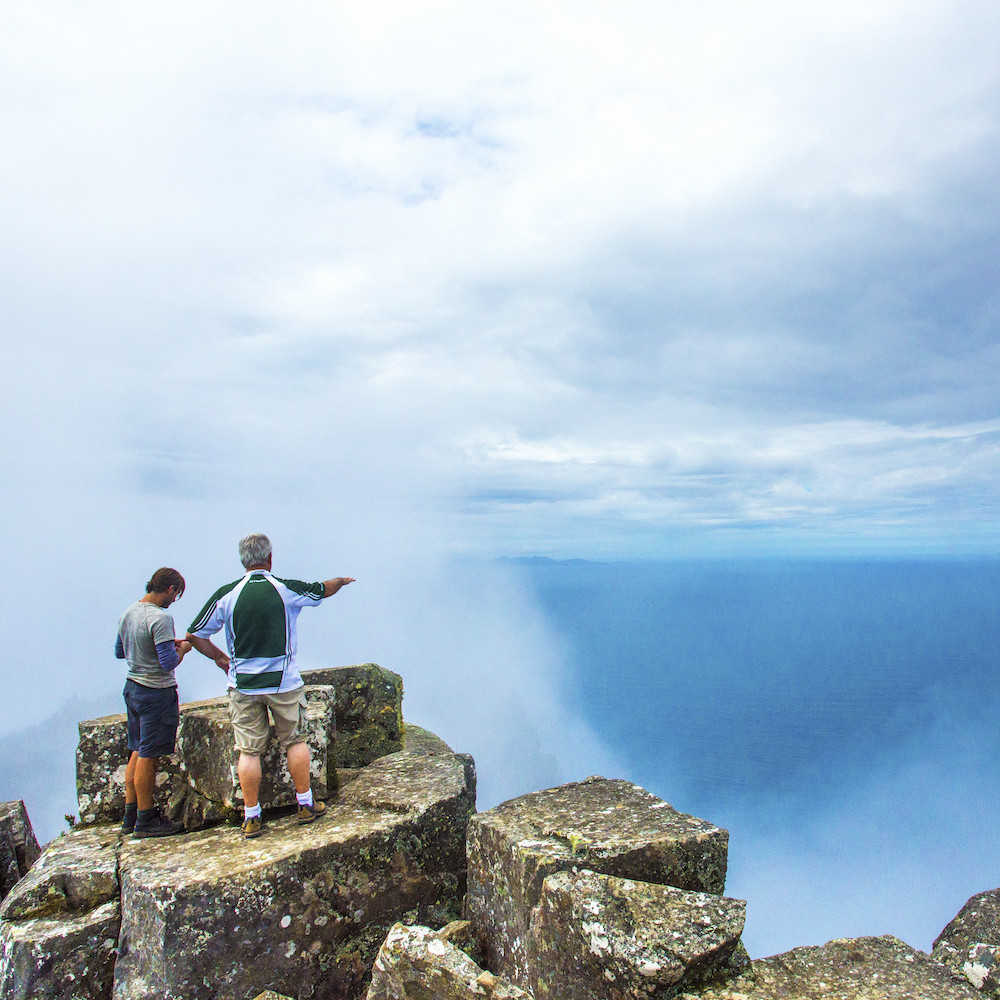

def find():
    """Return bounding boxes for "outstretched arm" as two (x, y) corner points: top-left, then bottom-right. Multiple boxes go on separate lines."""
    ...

(323, 577), (356, 598)
(185, 632), (231, 674)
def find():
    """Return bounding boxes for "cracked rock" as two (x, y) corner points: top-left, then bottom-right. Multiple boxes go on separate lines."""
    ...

(465, 776), (729, 987)
(527, 868), (748, 999)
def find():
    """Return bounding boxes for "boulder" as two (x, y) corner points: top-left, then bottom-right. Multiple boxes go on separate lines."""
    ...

(366, 922), (533, 1000)
(686, 935), (983, 1000)
(174, 685), (337, 813)
(77, 663), (402, 830)
(0, 899), (120, 1000)
(933, 887), (1000, 993)
(0, 825), (118, 922)
(527, 869), (748, 999)
(75, 708), (135, 826)
(76, 685), (338, 829)
(301, 664), (404, 768)
(112, 745), (474, 1000)
(465, 776), (729, 985)
(0, 801), (41, 903)
(0, 836), (17, 907)
(0, 824), (121, 999)
(399, 723), (454, 756)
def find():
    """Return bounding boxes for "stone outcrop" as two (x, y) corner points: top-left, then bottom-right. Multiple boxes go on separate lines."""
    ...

(933, 887), (1000, 994)
(301, 665), (404, 769)
(76, 688), (335, 829)
(0, 824), (118, 923)
(113, 746), (472, 1000)
(76, 663), (403, 830)
(527, 869), (748, 999)
(2, 718), (472, 1000)
(366, 922), (531, 1000)
(685, 934), (983, 999)
(465, 776), (730, 988)
(0, 899), (120, 1000)
(0, 801), (40, 904)
(0, 825), (120, 999)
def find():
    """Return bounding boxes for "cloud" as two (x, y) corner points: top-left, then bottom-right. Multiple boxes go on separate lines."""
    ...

(2, 0), (1000, 733)
(728, 679), (1000, 957)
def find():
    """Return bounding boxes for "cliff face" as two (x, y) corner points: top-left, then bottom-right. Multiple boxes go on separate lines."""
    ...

(1, 661), (997, 1000)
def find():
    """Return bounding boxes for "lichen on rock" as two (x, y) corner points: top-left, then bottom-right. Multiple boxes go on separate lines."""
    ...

(932, 887), (1000, 995)
(465, 776), (730, 987)
(111, 744), (473, 1000)
(527, 868), (748, 999)
(0, 801), (41, 906)
(366, 922), (532, 1000)
(687, 934), (983, 1000)
(0, 898), (120, 1000)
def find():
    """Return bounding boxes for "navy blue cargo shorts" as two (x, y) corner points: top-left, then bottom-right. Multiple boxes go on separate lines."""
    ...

(123, 680), (180, 758)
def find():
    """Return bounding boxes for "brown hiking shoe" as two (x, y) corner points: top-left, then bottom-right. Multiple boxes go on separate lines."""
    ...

(242, 815), (264, 839)
(297, 799), (327, 824)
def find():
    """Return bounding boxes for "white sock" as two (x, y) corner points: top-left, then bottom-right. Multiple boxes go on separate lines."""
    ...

(296, 789), (313, 808)
(244, 803), (262, 820)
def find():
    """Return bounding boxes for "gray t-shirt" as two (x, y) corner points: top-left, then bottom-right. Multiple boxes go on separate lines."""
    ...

(117, 602), (178, 689)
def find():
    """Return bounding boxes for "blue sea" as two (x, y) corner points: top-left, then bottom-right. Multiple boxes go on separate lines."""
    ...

(514, 557), (1000, 957)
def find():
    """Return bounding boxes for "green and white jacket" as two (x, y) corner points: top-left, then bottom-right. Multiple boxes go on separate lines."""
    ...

(188, 570), (325, 694)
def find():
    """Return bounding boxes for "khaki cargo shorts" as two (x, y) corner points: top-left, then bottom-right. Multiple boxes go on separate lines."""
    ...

(228, 687), (308, 755)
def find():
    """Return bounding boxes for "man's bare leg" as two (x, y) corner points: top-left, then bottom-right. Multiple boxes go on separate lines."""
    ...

(125, 751), (139, 805)
(286, 741), (311, 795)
(133, 755), (159, 811)
(238, 752), (263, 808)
(287, 740), (325, 823)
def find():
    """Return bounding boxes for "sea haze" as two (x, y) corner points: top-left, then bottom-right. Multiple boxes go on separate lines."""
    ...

(515, 556), (1000, 958)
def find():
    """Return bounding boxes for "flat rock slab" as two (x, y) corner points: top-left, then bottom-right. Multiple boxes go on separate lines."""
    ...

(366, 922), (533, 1000)
(686, 935), (982, 1000)
(0, 824), (119, 922)
(933, 887), (1000, 993)
(113, 747), (474, 1000)
(0, 801), (41, 903)
(0, 898), (120, 1000)
(465, 776), (729, 984)
(528, 869), (748, 999)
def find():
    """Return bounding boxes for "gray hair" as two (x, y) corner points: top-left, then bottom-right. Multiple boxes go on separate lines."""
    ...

(239, 532), (272, 569)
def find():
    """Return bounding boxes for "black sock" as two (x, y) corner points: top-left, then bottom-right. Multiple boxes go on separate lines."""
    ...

(124, 802), (138, 820)
(137, 807), (157, 824)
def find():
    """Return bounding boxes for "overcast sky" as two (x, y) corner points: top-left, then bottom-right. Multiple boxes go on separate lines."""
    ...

(2, 3), (999, 755)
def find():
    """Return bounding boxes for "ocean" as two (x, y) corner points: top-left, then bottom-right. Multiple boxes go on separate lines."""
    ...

(515, 556), (1000, 957)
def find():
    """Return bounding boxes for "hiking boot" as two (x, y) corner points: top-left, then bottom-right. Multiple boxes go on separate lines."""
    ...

(132, 807), (184, 839)
(242, 815), (264, 839)
(297, 799), (327, 824)
(121, 805), (137, 835)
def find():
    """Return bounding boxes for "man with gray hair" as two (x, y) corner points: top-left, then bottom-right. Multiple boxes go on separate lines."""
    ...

(185, 533), (355, 839)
